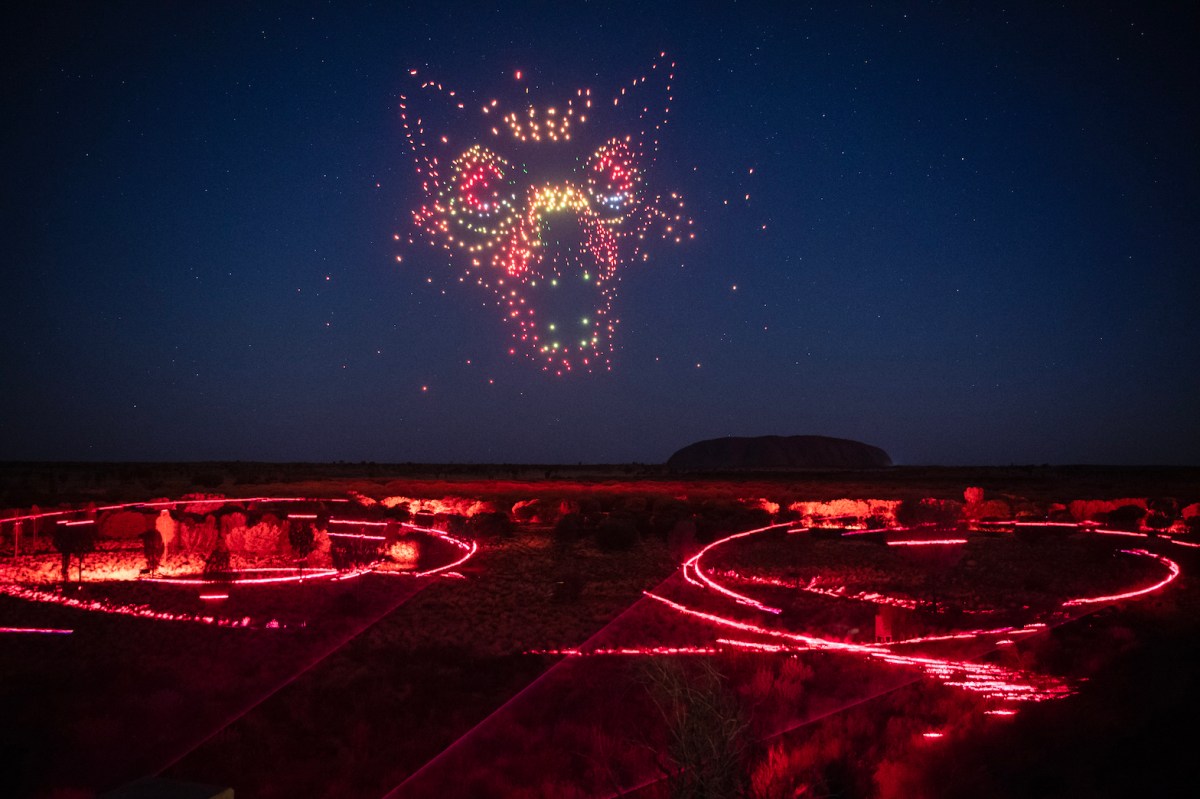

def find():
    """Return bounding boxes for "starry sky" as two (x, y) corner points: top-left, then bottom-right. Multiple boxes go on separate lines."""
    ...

(3, 1), (1197, 465)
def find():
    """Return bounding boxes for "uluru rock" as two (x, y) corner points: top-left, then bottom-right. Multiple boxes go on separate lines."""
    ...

(667, 435), (892, 471)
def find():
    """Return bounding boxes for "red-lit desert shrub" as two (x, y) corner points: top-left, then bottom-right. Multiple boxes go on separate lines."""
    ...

(97, 510), (152, 540)
(511, 498), (565, 524)
(1067, 497), (1148, 522)
(330, 533), (381, 570)
(510, 499), (539, 523)
(238, 513), (286, 556)
(178, 514), (218, 555)
(750, 740), (814, 799)
(895, 498), (963, 527)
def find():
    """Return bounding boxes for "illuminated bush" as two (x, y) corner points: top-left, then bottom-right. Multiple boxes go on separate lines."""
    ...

(895, 498), (963, 527)
(97, 510), (152, 540)
(331, 535), (380, 570)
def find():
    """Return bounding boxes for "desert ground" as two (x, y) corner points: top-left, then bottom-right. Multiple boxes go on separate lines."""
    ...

(2, 462), (1198, 798)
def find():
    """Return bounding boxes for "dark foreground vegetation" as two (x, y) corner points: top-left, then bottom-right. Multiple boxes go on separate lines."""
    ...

(1, 462), (1198, 798)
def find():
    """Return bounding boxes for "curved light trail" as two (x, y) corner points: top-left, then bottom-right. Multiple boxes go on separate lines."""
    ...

(0, 500), (480, 627)
(553, 519), (1187, 710)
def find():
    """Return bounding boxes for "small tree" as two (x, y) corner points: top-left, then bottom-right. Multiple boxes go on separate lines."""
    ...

(289, 519), (315, 562)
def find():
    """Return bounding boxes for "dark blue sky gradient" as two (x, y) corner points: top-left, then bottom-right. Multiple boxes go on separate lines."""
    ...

(3, 2), (1197, 464)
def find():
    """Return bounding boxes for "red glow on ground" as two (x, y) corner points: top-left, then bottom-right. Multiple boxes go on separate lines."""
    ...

(0, 499), (479, 628)
(619, 518), (1187, 709)
(886, 538), (968, 547)
(0, 626), (74, 634)
(143, 567), (341, 586)
(0, 582), (264, 628)
(684, 524), (787, 614)
(1062, 549), (1180, 606)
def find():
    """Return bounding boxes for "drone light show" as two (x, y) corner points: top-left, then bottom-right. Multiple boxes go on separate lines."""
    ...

(399, 53), (691, 374)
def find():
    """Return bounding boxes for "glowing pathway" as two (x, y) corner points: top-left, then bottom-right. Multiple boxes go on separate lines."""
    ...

(539, 521), (1184, 712)
(0, 502), (479, 628)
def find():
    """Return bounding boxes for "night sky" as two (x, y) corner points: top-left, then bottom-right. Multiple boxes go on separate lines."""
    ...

(3, 2), (1197, 465)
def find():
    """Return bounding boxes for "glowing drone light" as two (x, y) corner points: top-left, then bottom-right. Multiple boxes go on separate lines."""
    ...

(399, 53), (692, 374)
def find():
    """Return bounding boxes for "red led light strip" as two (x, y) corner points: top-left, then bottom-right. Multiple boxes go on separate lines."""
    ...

(0, 626), (74, 635)
(1062, 549), (1180, 605)
(143, 568), (340, 586)
(558, 521), (1183, 707)
(0, 502), (480, 627)
(886, 538), (968, 547)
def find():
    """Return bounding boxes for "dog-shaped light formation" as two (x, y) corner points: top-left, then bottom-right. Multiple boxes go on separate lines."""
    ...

(399, 53), (691, 375)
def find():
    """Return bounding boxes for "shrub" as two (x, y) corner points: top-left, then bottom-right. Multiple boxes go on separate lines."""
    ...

(648, 497), (690, 539)
(895, 498), (963, 527)
(552, 512), (584, 545)
(470, 511), (513, 539)
(1145, 497), (1177, 531)
(435, 513), (468, 535)
(289, 520), (315, 559)
(1105, 504), (1145, 532)
(595, 516), (638, 551)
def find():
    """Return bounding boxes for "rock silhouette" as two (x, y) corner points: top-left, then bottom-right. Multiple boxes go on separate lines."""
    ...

(667, 435), (892, 471)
